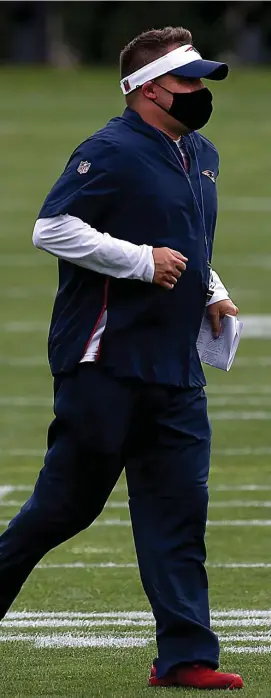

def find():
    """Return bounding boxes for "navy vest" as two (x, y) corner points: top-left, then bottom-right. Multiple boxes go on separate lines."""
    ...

(39, 107), (219, 387)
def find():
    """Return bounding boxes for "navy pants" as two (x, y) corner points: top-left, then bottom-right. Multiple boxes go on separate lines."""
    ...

(0, 363), (219, 677)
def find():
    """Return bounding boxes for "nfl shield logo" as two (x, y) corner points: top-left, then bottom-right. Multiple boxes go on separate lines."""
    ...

(77, 160), (91, 175)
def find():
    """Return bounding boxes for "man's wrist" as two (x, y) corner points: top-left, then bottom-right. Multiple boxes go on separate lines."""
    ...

(141, 245), (155, 282)
(207, 291), (229, 306)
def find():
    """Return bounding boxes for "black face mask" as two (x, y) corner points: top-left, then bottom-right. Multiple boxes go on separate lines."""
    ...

(156, 85), (213, 131)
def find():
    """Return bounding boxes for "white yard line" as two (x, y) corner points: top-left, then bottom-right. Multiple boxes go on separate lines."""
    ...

(215, 254), (271, 269)
(3, 619), (271, 635)
(2, 288), (53, 299)
(0, 397), (51, 407)
(235, 357), (271, 367)
(108, 500), (271, 510)
(241, 315), (271, 338)
(209, 563), (271, 568)
(1, 316), (271, 336)
(106, 502), (127, 509)
(213, 449), (271, 457)
(0, 484), (33, 491)
(1, 482), (271, 495)
(44, 562), (271, 570)
(37, 562), (137, 569)
(0, 195), (270, 215)
(0, 500), (29, 507)
(12, 479), (258, 498)
(207, 519), (271, 526)
(70, 547), (122, 554)
(212, 611), (271, 618)
(209, 411), (271, 420)
(38, 634), (151, 648)
(209, 398), (271, 407)
(219, 196), (271, 212)
(6, 611), (153, 619)
(1, 195), (270, 215)
(0, 255), (52, 267)
(0, 451), (44, 458)
(4, 499), (271, 510)
(92, 518), (271, 527)
(1, 399), (271, 420)
(209, 501), (271, 508)
(4, 610), (271, 647)
(3, 618), (271, 630)
(3, 614), (271, 625)
(0, 356), (46, 367)
(207, 385), (271, 394)
(36, 562), (271, 570)
(0, 632), (270, 652)
(5, 610), (271, 620)
(4, 395), (270, 410)
(1, 518), (271, 528)
(219, 621), (271, 629)
(93, 519), (130, 527)
(2, 618), (153, 628)
(213, 484), (271, 491)
(1, 499), (270, 509)
(0, 633), (151, 648)
(3, 447), (270, 458)
(0, 486), (15, 499)
(2, 395), (271, 412)
(225, 646), (271, 654)
(2, 322), (48, 333)
(2, 604), (271, 651)
(1, 354), (271, 369)
(31, 562), (271, 570)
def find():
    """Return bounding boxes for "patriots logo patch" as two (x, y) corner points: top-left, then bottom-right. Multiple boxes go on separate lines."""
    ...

(202, 170), (216, 183)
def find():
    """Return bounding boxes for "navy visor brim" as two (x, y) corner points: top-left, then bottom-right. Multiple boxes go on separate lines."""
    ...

(170, 59), (228, 81)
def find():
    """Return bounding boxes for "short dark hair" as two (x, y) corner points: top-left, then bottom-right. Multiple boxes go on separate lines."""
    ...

(120, 26), (193, 79)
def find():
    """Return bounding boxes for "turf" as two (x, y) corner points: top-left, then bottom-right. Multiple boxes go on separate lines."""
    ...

(0, 67), (271, 696)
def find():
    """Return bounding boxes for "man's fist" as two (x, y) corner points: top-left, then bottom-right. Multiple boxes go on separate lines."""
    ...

(207, 299), (239, 338)
(152, 247), (188, 290)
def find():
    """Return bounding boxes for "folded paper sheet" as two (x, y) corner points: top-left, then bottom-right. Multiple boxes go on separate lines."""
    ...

(197, 313), (243, 371)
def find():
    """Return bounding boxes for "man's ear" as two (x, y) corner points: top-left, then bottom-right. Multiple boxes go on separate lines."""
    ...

(141, 81), (158, 101)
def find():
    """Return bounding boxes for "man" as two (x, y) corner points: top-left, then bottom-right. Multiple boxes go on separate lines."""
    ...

(0, 26), (243, 690)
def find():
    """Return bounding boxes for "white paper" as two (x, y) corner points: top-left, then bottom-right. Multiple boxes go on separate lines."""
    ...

(197, 313), (244, 371)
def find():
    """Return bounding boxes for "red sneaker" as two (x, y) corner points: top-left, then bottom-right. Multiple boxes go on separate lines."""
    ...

(149, 662), (243, 690)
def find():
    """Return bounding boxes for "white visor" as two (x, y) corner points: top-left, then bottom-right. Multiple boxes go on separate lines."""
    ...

(120, 44), (228, 94)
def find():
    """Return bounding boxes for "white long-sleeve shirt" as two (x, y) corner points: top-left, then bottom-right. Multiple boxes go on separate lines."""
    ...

(33, 214), (229, 361)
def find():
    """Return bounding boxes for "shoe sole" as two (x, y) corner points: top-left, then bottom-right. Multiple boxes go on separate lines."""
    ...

(149, 679), (243, 690)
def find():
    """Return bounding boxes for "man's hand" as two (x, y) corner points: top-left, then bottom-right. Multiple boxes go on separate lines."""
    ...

(152, 247), (188, 290)
(207, 299), (239, 338)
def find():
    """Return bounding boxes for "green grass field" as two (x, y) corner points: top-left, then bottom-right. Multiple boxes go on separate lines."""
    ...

(0, 67), (271, 697)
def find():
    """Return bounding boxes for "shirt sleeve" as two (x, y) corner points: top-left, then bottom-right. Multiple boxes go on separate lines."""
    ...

(33, 214), (155, 283)
(38, 138), (130, 225)
(207, 268), (229, 306)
